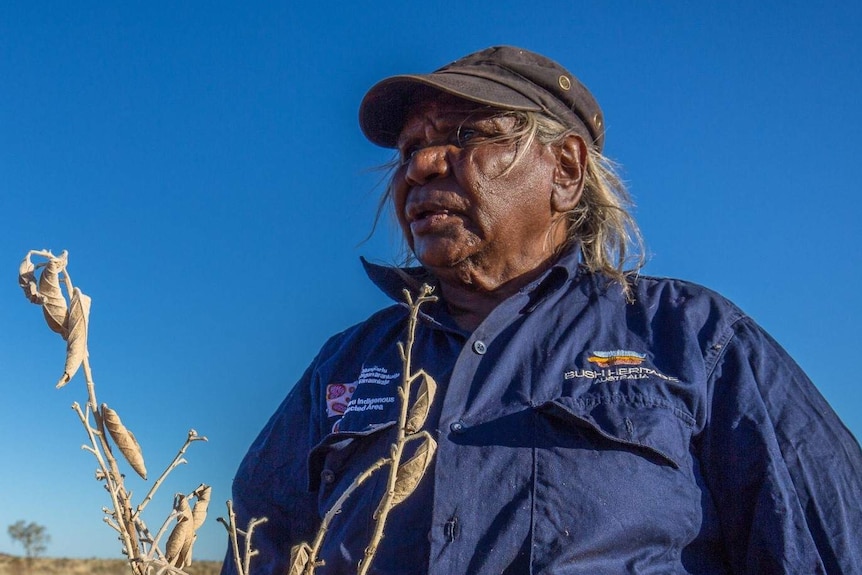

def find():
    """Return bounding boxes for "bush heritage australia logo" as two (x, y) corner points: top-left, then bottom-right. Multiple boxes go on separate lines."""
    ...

(564, 349), (679, 383)
(587, 350), (647, 367)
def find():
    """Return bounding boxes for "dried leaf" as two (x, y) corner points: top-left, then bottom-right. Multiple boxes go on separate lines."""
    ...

(102, 405), (148, 479)
(191, 485), (211, 529)
(56, 288), (91, 388)
(390, 434), (437, 508)
(165, 495), (194, 567)
(18, 254), (43, 304)
(405, 371), (437, 433)
(288, 542), (312, 575)
(38, 251), (68, 336)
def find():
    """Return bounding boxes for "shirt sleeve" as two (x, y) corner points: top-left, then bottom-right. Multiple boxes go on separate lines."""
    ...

(699, 316), (862, 574)
(219, 360), (323, 575)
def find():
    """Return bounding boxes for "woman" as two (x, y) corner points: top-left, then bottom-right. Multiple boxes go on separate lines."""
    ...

(223, 46), (862, 575)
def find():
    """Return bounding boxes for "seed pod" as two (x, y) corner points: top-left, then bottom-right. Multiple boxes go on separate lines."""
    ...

(101, 405), (148, 479)
(38, 251), (69, 337)
(18, 253), (43, 304)
(389, 433), (437, 508)
(405, 371), (437, 433)
(57, 288), (91, 388)
(191, 485), (211, 530)
(165, 495), (194, 567)
(288, 542), (312, 575)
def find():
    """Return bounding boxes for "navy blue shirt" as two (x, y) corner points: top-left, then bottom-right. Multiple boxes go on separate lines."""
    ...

(223, 249), (862, 574)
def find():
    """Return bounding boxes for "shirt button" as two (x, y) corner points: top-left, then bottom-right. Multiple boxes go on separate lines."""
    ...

(320, 469), (336, 484)
(450, 420), (465, 434)
(472, 340), (487, 355)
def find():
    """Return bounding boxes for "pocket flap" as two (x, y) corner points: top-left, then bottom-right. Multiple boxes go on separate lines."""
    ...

(307, 420), (397, 491)
(538, 396), (693, 469)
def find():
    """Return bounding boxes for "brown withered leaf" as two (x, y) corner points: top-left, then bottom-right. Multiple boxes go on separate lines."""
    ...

(405, 370), (437, 433)
(389, 434), (437, 508)
(102, 405), (148, 479)
(38, 251), (69, 337)
(56, 288), (91, 388)
(288, 542), (312, 575)
(191, 485), (211, 530)
(18, 253), (43, 304)
(165, 495), (194, 567)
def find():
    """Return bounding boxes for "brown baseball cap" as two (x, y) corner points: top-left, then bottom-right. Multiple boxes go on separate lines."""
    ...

(359, 46), (605, 152)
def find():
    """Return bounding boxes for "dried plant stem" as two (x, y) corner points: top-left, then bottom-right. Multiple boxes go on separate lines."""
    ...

(72, 401), (142, 573)
(145, 508), (182, 562)
(83, 358), (98, 415)
(135, 431), (206, 518)
(225, 503), (243, 575)
(302, 457), (392, 575)
(356, 286), (436, 575)
(66, 271), (148, 572)
(93, 396), (144, 569)
(21, 249), (229, 575)
(218, 501), (268, 575)
(57, 260), (155, 575)
(242, 517), (267, 575)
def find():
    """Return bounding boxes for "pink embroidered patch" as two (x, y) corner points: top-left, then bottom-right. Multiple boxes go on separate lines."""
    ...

(326, 383), (356, 417)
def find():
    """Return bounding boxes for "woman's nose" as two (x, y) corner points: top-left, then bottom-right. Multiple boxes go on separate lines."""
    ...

(404, 145), (450, 186)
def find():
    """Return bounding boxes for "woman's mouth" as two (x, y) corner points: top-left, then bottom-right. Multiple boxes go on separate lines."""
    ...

(409, 208), (458, 234)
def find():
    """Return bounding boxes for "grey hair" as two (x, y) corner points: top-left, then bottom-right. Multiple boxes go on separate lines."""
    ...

(522, 111), (645, 291)
(484, 110), (645, 294)
(372, 109), (646, 295)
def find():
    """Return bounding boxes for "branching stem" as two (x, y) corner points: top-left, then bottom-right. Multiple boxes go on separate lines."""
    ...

(357, 285), (436, 575)
(135, 431), (207, 518)
(219, 501), (268, 575)
(303, 457), (392, 575)
(24, 249), (270, 575)
(73, 401), (139, 568)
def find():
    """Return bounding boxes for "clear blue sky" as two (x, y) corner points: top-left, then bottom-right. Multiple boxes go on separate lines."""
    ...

(2, 0), (860, 562)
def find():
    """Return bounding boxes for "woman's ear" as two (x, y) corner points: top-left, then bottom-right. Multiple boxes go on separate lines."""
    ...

(551, 134), (588, 213)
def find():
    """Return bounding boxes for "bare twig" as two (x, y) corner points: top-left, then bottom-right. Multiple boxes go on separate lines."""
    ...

(218, 500), (268, 575)
(146, 508), (182, 562)
(357, 284), (438, 575)
(135, 430), (208, 518)
(290, 284), (438, 575)
(72, 401), (139, 566)
(303, 457), (392, 574)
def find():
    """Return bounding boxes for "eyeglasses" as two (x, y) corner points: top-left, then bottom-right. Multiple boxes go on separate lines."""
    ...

(397, 113), (521, 167)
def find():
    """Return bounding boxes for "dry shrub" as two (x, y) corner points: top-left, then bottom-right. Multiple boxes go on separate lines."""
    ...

(19, 250), (439, 575)
(17, 250), (248, 575)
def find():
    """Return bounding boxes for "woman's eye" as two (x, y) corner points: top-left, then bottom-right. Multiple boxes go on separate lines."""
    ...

(400, 146), (419, 165)
(455, 128), (478, 147)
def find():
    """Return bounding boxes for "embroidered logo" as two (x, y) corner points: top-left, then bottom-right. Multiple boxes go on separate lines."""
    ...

(326, 365), (402, 431)
(326, 383), (356, 417)
(355, 365), (401, 386)
(344, 395), (396, 415)
(587, 350), (646, 367)
(565, 349), (679, 383)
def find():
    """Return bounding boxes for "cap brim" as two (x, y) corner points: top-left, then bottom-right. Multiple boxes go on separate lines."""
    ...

(359, 72), (543, 148)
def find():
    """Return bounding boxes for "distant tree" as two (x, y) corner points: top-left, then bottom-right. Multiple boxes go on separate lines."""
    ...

(7, 520), (50, 559)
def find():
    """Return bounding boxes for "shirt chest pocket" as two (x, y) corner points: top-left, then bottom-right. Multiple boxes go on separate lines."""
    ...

(308, 420), (396, 487)
(530, 396), (703, 566)
(536, 395), (695, 469)
(306, 420), (398, 528)
(305, 421), (410, 569)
